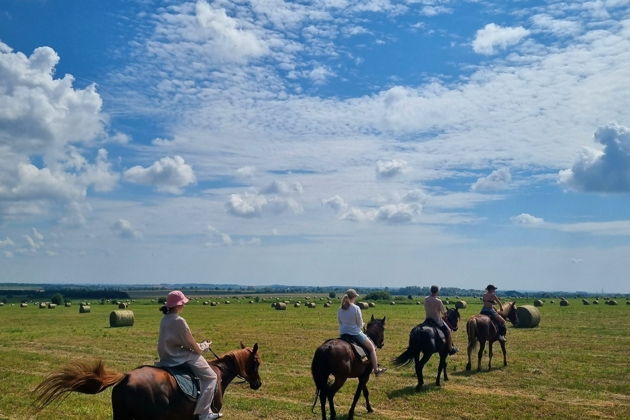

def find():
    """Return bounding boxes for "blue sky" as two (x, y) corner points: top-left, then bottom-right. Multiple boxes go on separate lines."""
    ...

(1, 0), (629, 292)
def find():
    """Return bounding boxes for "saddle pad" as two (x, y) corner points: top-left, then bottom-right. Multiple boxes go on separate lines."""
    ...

(160, 364), (201, 401)
(339, 335), (369, 363)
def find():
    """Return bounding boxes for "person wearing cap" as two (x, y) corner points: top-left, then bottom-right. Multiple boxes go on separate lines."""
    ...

(338, 289), (387, 376)
(424, 285), (458, 355)
(157, 291), (221, 420)
(481, 284), (507, 342)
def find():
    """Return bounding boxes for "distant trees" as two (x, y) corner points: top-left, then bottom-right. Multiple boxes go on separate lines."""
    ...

(328, 291), (336, 299)
(50, 293), (64, 305)
(364, 290), (392, 301)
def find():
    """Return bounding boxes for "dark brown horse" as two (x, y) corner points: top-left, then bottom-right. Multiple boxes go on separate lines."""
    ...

(393, 307), (460, 390)
(466, 302), (518, 371)
(311, 315), (386, 420)
(33, 343), (262, 419)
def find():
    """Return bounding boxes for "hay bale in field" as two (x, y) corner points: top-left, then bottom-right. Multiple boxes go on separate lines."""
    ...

(416, 301), (422, 305)
(308, 302), (316, 308)
(560, 299), (569, 306)
(606, 300), (618, 305)
(271, 302), (277, 308)
(275, 302), (287, 310)
(118, 302), (128, 309)
(210, 302), (218, 306)
(357, 302), (369, 310)
(533, 299), (544, 307)
(324, 303), (331, 308)
(39, 303), (47, 309)
(203, 301), (209, 305)
(0, 302), (4, 307)
(582, 299), (590, 305)
(65, 302), (72, 307)
(626, 301), (630, 305)
(79, 305), (91, 313)
(390, 301), (396, 305)
(549, 300), (554, 304)
(516, 305), (541, 328)
(110, 310), (134, 327)
(47, 303), (56, 309)
(294, 303), (301, 308)
(20, 303), (28, 308)
(592, 300), (599, 304)
(249, 300), (254, 304)
(455, 300), (467, 309)
(443, 299), (451, 305)
(224, 300), (231, 304)
(368, 302), (375, 308)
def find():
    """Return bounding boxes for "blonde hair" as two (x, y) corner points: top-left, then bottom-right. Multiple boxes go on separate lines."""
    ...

(340, 289), (358, 310)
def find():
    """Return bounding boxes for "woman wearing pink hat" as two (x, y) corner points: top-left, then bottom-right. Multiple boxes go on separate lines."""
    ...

(157, 291), (221, 420)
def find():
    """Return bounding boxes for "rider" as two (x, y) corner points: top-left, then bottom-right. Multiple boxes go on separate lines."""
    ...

(157, 291), (221, 420)
(481, 284), (507, 342)
(424, 285), (458, 355)
(338, 289), (387, 376)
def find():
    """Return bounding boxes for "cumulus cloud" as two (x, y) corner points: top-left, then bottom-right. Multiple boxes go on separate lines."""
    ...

(341, 202), (422, 224)
(124, 156), (196, 194)
(471, 168), (512, 192)
(111, 219), (142, 239)
(225, 192), (302, 218)
(261, 180), (303, 195)
(511, 213), (545, 225)
(205, 225), (232, 246)
(0, 237), (15, 248)
(401, 189), (429, 204)
(235, 166), (256, 178)
(322, 195), (348, 213)
(559, 123), (630, 192)
(472, 23), (530, 55)
(375, 159), (407, 179)
(531, 14), (582, 37)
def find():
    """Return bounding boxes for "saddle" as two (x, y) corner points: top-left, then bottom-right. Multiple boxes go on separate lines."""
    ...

(339, 334), (370, 364)
(156, 364), (201, 401)
(420, 319), (446, 347)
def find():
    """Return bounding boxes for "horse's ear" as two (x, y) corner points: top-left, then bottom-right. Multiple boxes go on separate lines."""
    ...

(370, 314), (374, 321)
(252, 343), (258, 354)
(240, 342), (246, 349)
(382, 316), (386, 325)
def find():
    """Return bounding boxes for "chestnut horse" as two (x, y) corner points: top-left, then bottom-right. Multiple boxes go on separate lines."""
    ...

(311, 315), (386, 420)
(33, 343), (262, 419)
(466, 302), (518, 371)
(393, 307), (460, 390)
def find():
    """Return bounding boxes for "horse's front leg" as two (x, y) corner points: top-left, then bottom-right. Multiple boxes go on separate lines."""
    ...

(477, 340), (486, 371)
(488, 341), (494, 370)
(348, 371), (369, 419)
(436, 352), (447, 386)
(361, 376), (373, 413)
(500, 340), (507, 367)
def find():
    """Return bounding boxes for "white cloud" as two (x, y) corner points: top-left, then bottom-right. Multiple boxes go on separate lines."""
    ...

(236, 166), (256, 178)
(205, 225), (232, 246)
(111, 219), (142, 240)
(375, 203), (421, 224)
(0, 237), (14, 248)
(559, 123), (630, 192)
(225, 192), (302, 218)
(531, 14), (582, 37)
(261, 180), (303, 195)
(471, 168), (512, 192)
(322, 195), (348, 212)
(401, 189), (429, 204)
(124, 156), (196, 194)
(472, 23), (530, 55)
(375, 159), (407, 179)
(511, 213), (545, 225)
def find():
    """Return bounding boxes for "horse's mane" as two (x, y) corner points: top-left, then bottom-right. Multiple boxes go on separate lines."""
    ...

(209, 348), (252, 376)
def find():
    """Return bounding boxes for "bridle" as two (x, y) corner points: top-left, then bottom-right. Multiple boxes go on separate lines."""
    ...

(443, 309), (458, 331)
(208, 347), (248, 385)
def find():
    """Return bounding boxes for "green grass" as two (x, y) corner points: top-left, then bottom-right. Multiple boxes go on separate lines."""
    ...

(0, 298), (628, 419)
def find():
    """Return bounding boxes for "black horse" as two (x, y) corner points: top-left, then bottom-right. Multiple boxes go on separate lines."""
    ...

(393, 308), (460, 390)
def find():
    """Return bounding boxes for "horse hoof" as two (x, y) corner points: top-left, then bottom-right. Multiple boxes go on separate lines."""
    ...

(415, 385), (422, 392)
(367, 408), (374, 413)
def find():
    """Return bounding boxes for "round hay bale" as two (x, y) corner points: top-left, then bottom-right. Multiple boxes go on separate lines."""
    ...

(20, 303), (28, 308)
(271, 302), (277, 308)
(443, 299), (451, 305)
(368, 302), (375, 308)
(249, 300), (254, 304)
(582, 299), (590, 305)
(516, 305), (541, 328)
(0, 302), (4, 307)
(559, 299), (569, 306)
(455, 300), (467, 309)
(593, 300), (599, 304)
(47, 303), (57, 309)
(65, 302), (72, 307)
(110, 310), (134, 327)
(224, 300), (231, 304)
(390, 301), (396, 305)
(79, 305), (91, 313)
(203, 301), (209, 305)
(324, 303), (331, 308)
(308, 302), (316, 308)
(357, 302), (369, 310)
(118, 302), (128, 309)
(294, 303), (301, 308)
(275, 302), (287, 310)
(39, 303), (47, 309)
(626, 301), (630, 305)
(416, 301), (422, 305)
(606, 300), (618, 306)
(549, 300), (554, 304)
(533, 299), (544, 307)
(210, 302), (218, 306)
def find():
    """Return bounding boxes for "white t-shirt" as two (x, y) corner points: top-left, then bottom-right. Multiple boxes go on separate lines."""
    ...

(338, 303), (364, 335)
(424, 295), (446, 327)
(156, 313), (200, 366)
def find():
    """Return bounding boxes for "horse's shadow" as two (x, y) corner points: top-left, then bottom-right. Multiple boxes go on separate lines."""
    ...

(450, 366), (504, 377)
(387, 383), (443, 399)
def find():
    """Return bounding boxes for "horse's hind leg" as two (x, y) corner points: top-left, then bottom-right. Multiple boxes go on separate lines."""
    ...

(500, 340), (507, 367)
(488, 341), (493, 370)
(415, 352), (431, 391)
(327, 376), (346, 420)
(477, 340), (486, 371)
(349, 373), (369, 419)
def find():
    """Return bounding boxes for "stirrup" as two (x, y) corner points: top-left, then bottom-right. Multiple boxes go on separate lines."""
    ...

(374, 367), (387, 376)
(448, 347), (459, 355)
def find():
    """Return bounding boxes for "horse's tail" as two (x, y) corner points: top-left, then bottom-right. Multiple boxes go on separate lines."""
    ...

(392, 346), (416, 367)
(33, 359), (125, 411)
(310, 346), (330, 413)
(467, 318), (478, 349)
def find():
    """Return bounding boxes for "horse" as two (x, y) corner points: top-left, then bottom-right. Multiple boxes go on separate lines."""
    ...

(311, 315), (386, 420)
(33, 343), (262, 419)
(392, 307), (460, 390)
(466, 302), (518, 371)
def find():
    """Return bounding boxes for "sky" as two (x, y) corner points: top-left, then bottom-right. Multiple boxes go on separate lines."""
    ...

(1, 0), (629, 292)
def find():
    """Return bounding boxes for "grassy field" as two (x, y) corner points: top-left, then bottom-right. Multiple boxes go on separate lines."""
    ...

(0, 297), (628, 419)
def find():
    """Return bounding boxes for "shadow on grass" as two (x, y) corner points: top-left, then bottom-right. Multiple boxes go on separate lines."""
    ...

(451, 366), (504, 377)
(387, 384), (443, 399)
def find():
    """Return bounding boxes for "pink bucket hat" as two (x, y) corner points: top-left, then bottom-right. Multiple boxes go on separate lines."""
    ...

(166, 290), (189, 308)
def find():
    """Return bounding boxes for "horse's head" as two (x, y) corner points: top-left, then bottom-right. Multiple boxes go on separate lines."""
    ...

(365, 314), (386, 349)
(444, 307), (460, 331)
(237, 342), (262, 390)
(504, 302), (518, 325)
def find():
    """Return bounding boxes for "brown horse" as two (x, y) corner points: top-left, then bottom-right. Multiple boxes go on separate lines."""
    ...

(311, 315), (386, 420)
(466, 302), (518, 371)
(393, 307), (460, 390)
(33, 343), (262, 419)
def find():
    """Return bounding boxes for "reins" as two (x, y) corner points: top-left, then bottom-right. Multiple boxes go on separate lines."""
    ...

(208, 347), (248, 385)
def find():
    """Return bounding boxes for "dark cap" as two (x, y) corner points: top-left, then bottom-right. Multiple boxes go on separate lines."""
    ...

(486, 284), (497, 291)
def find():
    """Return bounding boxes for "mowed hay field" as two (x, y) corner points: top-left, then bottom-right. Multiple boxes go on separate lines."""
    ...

(0, 298), (629, 419)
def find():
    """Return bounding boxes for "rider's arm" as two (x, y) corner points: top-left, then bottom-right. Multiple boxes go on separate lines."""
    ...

(179, 319), (204, 355)
(494, 294), (503, 310)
